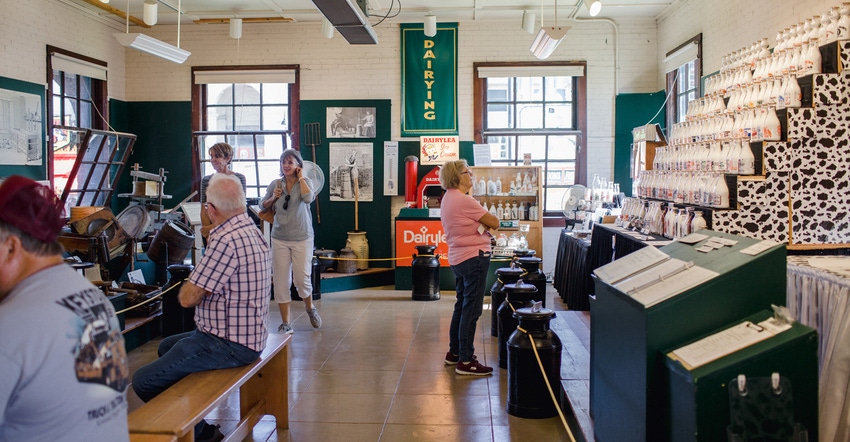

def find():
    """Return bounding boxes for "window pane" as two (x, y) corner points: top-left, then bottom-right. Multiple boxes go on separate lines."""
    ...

(515, 77), (543, 101)
(64, 73), (78, 98)
(517, 103), (543, 129)
(487, 103), (513, 129)
(261, 83), (288, 104)
(63, 98), (78, 126)
(262, 106), (288, 130)
(517, 136), (546, 161)
(548, 136), (577, 160)
(207, 84), (230, 102)
(485, 135), (514, 161)
(486, 77), (512, 101)
(544, 104), (574, 129)
(545, 77), (573, 101)
(233, 84), (261, 105)
(79, 77), (92, 101)
(79, 101), (93, 128)
(233, 105), (261, 130)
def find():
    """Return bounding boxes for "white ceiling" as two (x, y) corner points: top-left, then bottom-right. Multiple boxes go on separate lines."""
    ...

(65, 0), (674, 28)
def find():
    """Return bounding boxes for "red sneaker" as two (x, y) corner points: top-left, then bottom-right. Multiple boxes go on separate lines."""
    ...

(455, 359), (493, 376)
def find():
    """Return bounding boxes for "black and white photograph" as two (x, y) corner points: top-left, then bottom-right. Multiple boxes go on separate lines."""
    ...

(0, 87), (42, 165)
(329, 142), (373, 202)
(326, 107), (376, 139)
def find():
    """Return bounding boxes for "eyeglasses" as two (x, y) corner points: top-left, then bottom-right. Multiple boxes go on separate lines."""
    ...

(283, 195), (291, 210)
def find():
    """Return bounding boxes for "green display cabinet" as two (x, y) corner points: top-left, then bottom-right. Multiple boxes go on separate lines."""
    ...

(664, 310), (818, 442)
(590, 230), (787, 442)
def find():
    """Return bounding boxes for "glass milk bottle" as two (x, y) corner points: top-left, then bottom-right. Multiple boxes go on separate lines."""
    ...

(738, 142), (756, 175)
(712, 174), (730, 208)
(839, 3), (850, 40)
(763, 106), (782, 141)
(690, 210), (708, 232)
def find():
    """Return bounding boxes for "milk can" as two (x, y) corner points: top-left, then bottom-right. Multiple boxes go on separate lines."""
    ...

(161, 264), (195, 337)
(507, 305), (562, 419)
(498, 280), (537, 369)
(515, 256), (547, 308)
(489, 267), (524, 337)
(411, 245), (440, 301)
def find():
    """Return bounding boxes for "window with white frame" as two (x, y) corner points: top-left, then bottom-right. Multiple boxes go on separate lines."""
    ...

(665, 35), (702, 127)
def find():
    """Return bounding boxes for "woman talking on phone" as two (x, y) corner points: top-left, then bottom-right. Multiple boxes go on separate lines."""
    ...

(261, 149), (322, 334)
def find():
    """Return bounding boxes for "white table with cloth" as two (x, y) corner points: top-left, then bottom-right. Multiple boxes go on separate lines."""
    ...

(787, 255), (850, 442)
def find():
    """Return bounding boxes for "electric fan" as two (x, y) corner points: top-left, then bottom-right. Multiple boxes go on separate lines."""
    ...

(302, 161), (325, 195)
(561, 185), (587, 229)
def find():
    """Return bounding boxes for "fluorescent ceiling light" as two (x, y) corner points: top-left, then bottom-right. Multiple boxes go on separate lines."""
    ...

(114, 33), (190, 64)
(529, 27), (569, 60)
(588, 0), (602, 17)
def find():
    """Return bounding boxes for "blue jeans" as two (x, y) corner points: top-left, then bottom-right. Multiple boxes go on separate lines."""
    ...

(449, 253), (491, 362)
(132, 330), (261, 437)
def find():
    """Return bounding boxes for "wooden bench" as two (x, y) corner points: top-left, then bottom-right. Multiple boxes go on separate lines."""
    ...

(128, 333), (291, 442)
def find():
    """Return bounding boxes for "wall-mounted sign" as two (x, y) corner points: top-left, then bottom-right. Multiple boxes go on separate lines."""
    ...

(400, 23), (458, 137)
(419, 135), (458, 165)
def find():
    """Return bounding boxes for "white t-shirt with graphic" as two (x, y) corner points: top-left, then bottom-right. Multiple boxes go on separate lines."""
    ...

(0, 264), (130, 442)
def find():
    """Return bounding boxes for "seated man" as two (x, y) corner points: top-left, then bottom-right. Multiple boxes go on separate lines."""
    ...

(0, 176), (130, 442)
(132, 174), (272, 442)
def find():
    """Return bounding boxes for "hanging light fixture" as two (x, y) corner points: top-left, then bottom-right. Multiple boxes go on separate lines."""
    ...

(522, 11), (536, 34)
(424, 13), (437, 37)
(143, 0), (158, 26)
(229, 18), (243, 39)
(114, 0), (190, 63)
(322, 18), (334, 39)
(530, 0), (569, 59)
(588, 0), (603, 17)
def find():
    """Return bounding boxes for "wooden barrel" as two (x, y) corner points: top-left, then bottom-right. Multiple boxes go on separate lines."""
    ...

(147, 221), (195, 264)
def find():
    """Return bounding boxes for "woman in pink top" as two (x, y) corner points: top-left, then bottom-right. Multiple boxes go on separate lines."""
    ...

(439, 160), (500, 376)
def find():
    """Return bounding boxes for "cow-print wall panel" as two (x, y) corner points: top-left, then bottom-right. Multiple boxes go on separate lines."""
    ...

(762, 142), (790, 173)
(714, 172), (790, 243)
(813, 72), (850, 107)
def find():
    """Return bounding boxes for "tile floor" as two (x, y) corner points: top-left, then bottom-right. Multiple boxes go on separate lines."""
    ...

(127, 285), (574, 441)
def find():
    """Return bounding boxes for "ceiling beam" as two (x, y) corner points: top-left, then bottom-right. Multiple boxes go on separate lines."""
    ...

(193, 17), (293, 24)
(79, 0), (150, 28)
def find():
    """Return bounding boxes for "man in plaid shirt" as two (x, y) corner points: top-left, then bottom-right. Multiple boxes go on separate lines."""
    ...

(132, 174), (271, 442)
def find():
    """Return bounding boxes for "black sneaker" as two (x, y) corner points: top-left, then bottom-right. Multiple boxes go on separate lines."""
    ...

(197, 423), (224, 442)
(455, 359), (493, 376)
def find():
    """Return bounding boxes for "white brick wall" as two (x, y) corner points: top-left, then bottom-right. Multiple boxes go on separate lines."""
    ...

(2, 0), (843, 188)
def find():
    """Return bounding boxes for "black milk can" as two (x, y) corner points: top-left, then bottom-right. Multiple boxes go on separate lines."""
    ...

(507, 306), (562, 419)
(490, 267), (525, 337)
(516, 256), (546, 308)
(498, 280), (537, 369)
(161, 264), (195, 337)
(411, 245), (440, 301)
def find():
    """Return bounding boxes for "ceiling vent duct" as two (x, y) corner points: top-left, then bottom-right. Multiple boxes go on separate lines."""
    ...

(311, 0), (378, 44)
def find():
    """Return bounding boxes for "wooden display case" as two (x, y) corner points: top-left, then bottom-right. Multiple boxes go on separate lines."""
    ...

(469, 166), (543, 259)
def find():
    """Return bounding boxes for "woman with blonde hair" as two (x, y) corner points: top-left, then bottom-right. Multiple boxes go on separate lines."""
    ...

(439, 160), (499, 375)
(200, 142), (247, 238)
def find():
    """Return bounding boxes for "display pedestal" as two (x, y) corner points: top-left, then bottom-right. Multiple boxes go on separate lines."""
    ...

(664, 310), (818, 442)
(590, 230), (787, 442)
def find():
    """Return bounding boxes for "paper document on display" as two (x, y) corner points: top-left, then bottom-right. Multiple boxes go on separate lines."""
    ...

(592, 245), (671, 285)
(669, 317), (792, 370)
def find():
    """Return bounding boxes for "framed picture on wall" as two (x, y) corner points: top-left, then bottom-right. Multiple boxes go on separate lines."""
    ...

(0, 85), (43, 166)
(326, 107), (376, 139)
(328, 142), (373, 202)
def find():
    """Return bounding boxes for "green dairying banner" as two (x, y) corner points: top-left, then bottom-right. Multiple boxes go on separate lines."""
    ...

(400, 22), (458, 137)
